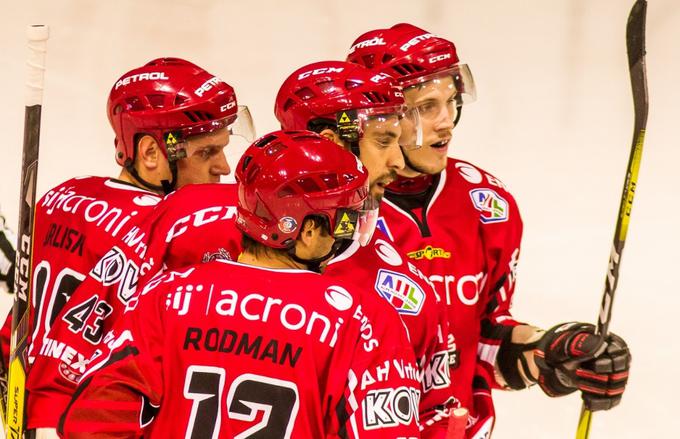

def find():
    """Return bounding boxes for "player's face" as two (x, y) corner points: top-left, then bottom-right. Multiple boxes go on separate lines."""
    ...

(357, 115), (405, 201)
(176, 128), (231, 187)
(402, 75), (457, 175)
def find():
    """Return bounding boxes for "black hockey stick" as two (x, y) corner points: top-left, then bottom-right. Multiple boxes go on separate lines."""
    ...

(6, 25), (49, 439)
(575, 1), (648, 438)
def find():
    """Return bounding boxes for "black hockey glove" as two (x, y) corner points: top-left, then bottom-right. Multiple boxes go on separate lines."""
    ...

(0, 215), (16, 293)
(534, 322), (630, 411)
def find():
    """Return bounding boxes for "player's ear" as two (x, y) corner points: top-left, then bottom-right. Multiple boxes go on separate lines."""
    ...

(136, 135), (163, 170)
(318, 128), (344, 148)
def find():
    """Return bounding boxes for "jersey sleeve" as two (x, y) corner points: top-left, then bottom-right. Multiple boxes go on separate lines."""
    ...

(476, 180), (525, 392)
(58, 279), (166, 438)
(332, 299), (421, 439)
(26, 219), (162, 428)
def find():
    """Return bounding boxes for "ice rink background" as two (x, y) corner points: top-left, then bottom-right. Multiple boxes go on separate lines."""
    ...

(0, 1), (678, 437)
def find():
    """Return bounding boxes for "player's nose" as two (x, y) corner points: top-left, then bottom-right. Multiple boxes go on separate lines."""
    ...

(212, 150), (231, 176)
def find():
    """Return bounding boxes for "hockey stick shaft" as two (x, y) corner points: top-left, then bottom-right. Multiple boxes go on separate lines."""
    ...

(576, 1), (648, 438)
(6, 24), (49, 439)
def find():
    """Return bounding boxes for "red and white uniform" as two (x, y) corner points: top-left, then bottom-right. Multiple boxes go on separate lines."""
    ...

(378, 159), (523, 438)
(26, 183), (241, 429)
(326, 233), (452, 438)
(0, 177), (161, 366)
(59, 260), (421, 438)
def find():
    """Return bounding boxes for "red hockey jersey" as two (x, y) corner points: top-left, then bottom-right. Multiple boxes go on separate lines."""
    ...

(0, 177), (160, 367)
(326, 234), (453, 438)
(26, 183), (241, 429)
(59, 260), (421, 438)
(377, 159), (523, 438)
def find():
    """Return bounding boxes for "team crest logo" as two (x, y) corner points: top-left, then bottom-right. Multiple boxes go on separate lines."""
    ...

(407, 245), (451, 260)
(375, 269), (425, 315)
(278, 216), (297, 233)
(469, 188), (509, 223)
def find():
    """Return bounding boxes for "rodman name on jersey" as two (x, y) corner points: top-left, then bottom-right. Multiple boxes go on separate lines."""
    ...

(0, 177), (160, 369)
(326, 232), (453, 438)
(379, 158), (523, 438)
(59, 260), (421, 438)
(26, 183), (241, 429)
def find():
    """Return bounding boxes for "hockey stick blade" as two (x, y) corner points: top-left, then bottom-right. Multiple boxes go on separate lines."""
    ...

(576, 1), (648, 438)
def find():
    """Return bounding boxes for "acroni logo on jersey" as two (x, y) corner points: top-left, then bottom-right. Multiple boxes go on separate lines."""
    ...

(469, 188), (509, 223)
(375, 269), (425, 315)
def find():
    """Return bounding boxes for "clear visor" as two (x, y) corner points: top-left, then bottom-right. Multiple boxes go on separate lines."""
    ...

(403, 64), (476, 104)
(332, 197), (379, 247)
(164, 105), (256, 147)
(336, 105), (423, 151)
(229, 105), (256, 142)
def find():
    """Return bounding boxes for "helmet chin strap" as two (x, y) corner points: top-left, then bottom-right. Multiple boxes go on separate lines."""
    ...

(125, 158), (179, 195)
(287, 239), (346, 273)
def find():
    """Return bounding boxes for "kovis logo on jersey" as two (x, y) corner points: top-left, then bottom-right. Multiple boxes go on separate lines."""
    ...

(363, 386), (420, 430)
(375, 269), (425, 315)
(115, 72), (169, 89)
(469, 188), (509, 223)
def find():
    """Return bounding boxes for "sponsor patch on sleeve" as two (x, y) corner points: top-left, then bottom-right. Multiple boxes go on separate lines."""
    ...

(374, 269), (425, 315)
(469, 188), (509, 223)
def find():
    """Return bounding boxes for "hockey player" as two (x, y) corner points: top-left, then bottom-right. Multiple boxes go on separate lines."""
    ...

(13, 57), (254, 436)
(59, 130), (421, 438)
(275, 60), (455, 438)
(347, 24), (631, 437)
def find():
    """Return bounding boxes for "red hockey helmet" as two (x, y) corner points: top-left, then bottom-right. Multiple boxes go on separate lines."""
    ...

(347, 23), (476, 104)
(108, 57), (255, 167)
(235, 130), (377, 249)
(274, 60), (422, 149)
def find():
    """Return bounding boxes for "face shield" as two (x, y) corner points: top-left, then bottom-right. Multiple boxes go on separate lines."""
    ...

(403, 64), (476, 127)
(331, 196), (379, 247)
(335, 105), (423, 151)
(229, 106), (256, 142)
(162, 105), (256, 164)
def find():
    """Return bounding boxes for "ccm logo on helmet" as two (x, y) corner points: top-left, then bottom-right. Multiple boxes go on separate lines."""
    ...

(400, 33), (434, 52)
(220, 101), (236, 112)
(195, 76), (224, 97)
(429, 53), (452, 64)
(349, 36), (386, 54)
(297, 67), (344, 80)
(115, 72), (169, 89)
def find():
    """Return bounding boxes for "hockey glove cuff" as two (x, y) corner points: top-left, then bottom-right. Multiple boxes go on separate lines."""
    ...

(534, 322), (631, 411)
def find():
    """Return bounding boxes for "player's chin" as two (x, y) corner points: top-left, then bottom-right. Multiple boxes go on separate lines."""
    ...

(370, 183), (386, 202)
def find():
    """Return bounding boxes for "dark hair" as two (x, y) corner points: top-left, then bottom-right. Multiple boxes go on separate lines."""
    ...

(240, 214), (331, 257)
(306, 118), (337, 134)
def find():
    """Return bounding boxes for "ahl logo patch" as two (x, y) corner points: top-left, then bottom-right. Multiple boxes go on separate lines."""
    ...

(375, 269), (425, 315)
(469, 188), (509, 223)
